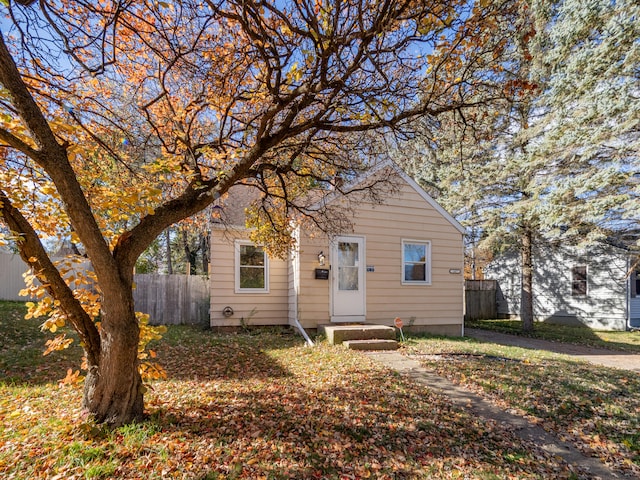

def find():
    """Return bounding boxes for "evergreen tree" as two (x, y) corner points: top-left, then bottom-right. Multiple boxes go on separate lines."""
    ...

(400, 0), (639, 331)
(532, 0), (640, 244)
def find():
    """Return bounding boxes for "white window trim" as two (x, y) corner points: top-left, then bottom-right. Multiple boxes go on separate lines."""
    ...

(401, 239), (431, 285)
(571, 264), (588, 297)
(234, 240), (269, 293)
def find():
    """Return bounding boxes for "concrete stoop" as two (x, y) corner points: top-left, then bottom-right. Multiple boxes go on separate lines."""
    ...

(343, 339), (399, 350)
(319, 324), (398, 350)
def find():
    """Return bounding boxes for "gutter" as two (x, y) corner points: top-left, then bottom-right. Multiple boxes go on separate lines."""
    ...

(293, 317), (314, 347)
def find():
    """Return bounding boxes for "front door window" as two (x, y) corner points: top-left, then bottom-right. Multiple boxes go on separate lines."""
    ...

(331, 236), (366, 321)
(338, 242), (359, 291)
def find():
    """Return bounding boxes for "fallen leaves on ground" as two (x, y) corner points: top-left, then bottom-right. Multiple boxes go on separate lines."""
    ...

(406, 335), (640, 477)
(0, 324), (589, 479)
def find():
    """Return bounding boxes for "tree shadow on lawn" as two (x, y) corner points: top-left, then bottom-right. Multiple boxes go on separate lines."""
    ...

(0, 344), (84, 386)
(466, 320), (640, 355)
(144, 373), (575, 479)
(155, 334), (301, 381)
(1, 330), (299, 386)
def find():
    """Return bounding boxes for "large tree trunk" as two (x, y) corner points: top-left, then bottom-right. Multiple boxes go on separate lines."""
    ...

(201, 233), (210, 275)
(83, 283), (144, 426)
(520, 227), (534, 332)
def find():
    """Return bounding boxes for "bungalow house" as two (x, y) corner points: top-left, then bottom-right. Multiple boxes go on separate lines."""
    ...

(485, 242), (640, 331)
(209, 161), (466, 336)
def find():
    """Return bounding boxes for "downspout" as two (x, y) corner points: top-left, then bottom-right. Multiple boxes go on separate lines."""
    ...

(461, 232), (465, 338)
(289, 225), (313, 346)
(626, 255), (631, 330)
(293, 317), (314, 346)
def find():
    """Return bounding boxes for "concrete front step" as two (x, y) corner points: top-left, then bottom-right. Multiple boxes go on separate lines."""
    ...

(319, 324), (396, 345)
(343, 339), (399, 351)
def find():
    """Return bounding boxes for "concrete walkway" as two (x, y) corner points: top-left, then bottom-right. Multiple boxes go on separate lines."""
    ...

(466, 328), (640, 372)
(366, 350), (636, 479)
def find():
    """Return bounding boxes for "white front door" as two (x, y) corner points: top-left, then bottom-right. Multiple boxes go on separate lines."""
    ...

(331, 236), (366, 322)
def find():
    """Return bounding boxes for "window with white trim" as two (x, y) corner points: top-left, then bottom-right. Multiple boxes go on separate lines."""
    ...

(402, 240), (431, 284)
(571, 265), (587, 296)
(235, 241), (269, 293)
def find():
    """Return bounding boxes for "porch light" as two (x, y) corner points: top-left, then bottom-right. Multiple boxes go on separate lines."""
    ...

(317, 251), (326, 266)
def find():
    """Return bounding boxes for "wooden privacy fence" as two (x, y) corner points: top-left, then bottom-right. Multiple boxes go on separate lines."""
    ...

(465, 279), (497, 320)
(133, 274), (210, 326)
(1, 253), (210, 325)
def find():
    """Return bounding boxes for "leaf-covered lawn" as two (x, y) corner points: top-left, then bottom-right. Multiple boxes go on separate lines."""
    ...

(466, 319), (640, 353)
(405, 335), (640, 477)
(1, 307), (587, 479)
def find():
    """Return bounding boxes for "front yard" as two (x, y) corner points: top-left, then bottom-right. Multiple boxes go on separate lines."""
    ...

(466, 319), (640, 353)
(1, 301), (638, 479)
(405, 334), (640, 477)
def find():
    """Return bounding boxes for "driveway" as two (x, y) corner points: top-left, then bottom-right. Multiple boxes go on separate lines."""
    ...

(465, 328), (640, 372)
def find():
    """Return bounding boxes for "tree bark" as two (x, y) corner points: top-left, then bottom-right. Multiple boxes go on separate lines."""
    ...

(165, 229), (173, 275)
(201, 233), (210, 275)
(83, 283), (145, 426)
(520, 227), (534, 332)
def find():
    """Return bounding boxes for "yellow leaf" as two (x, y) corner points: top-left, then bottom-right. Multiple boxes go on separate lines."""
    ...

(40, 185), (56, 195)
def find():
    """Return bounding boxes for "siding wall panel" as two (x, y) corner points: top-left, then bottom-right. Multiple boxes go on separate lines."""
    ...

(486, 245), (630, 331)
(210, 168), (464, 333)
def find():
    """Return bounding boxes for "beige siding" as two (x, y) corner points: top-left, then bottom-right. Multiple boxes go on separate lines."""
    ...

(210, 228), (288, 326)
(297, 171), (464, 332)
(295, 237), (331, 328)
(210, 166), (464, 333)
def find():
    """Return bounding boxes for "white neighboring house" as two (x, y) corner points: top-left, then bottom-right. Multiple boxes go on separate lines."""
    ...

(485, 242), (640, 331)
(0, 250), (31, 301)
(209, 161), (466, 335)
(0, 247), (93, 302)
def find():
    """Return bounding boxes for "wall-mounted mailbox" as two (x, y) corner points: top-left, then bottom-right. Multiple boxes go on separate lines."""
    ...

(315, 268), (329, 280)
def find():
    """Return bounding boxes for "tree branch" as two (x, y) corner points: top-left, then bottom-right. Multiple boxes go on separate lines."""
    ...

(0, 189), (101, 366)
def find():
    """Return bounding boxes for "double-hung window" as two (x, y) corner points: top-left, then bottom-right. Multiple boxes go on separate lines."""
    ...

(235, 241), (269, 293)
(402, 240), (431, 285)
(571, 265), (587, 296)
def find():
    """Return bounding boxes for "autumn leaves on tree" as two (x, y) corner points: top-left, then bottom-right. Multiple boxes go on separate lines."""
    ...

(0, 0), (526, 425)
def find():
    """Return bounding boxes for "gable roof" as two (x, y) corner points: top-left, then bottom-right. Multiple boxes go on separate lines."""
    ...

(389, 161), (466, 235)
(312, 159), (466, 235)
(212, 159), (466, 235)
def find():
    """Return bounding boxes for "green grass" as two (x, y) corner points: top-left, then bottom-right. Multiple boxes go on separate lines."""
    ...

(0, 300), (594, 479)
(0, 301), (83, 384)
(405, 334), (640, 475)
(467, 319), (640, 353)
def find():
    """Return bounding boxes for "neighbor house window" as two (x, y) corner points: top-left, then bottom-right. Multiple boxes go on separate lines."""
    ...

(235, 241), (269, 293)
(571, 265), (587, 296)
(402, 240), (431, 284)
